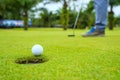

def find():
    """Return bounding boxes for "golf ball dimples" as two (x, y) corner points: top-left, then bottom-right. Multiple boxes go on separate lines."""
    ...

(32, 44), (43, 55)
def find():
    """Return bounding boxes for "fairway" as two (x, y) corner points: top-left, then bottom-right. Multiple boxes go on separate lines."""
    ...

(0, 28), (120, 80)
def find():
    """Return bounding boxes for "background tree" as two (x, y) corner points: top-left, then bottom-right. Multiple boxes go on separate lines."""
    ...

(109, 0), (120, 30)
(0, 0), (43, 30)
(46, 0), (78, 30)
(61, 0), (69, 30)
(85, 1), (94, 29)
(39, 8), (53, 27)
(16, 0), (43, 30)
(77, 0), (94, 29)
(114, 15), (120, 27)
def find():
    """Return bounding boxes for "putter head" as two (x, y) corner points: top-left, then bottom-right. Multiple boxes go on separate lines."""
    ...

(68, 35), (75, 37)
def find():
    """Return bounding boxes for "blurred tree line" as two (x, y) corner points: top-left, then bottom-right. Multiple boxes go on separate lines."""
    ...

(0, 0), (43, 30)
(0, 0), (120, 30)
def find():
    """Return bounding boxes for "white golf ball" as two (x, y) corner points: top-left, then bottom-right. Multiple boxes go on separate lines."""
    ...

(32, 44), (43, 56)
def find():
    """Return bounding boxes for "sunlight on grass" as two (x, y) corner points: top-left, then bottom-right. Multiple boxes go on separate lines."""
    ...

(0, 28), (120, 80)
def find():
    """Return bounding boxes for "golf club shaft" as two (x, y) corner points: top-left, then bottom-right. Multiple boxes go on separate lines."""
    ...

(73, 10), (81, 35)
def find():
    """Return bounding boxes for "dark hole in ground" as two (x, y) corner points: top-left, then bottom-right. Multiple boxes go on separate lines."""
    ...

(15, 56), (48, 64)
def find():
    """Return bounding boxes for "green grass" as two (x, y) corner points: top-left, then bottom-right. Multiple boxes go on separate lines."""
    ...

(0, 28), (120, 80)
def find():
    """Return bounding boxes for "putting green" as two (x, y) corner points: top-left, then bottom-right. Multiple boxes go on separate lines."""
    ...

(0, 28), (120, 80)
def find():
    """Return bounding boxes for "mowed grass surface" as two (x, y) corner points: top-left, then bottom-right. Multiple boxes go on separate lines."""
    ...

(0, 28), (120, 80)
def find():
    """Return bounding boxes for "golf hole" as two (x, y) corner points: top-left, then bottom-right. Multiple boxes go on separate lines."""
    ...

(15, 56), (48, 64)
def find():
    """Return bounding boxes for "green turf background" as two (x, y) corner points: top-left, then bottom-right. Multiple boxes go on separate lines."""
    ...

(0, 28), (120, 80)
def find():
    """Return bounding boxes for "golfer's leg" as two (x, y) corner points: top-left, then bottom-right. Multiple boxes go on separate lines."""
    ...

(81, 0), (109, 37)
(94, 0), (109, 29)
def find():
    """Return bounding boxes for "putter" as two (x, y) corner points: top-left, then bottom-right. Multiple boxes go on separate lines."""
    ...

(68, 7), (81, 37)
